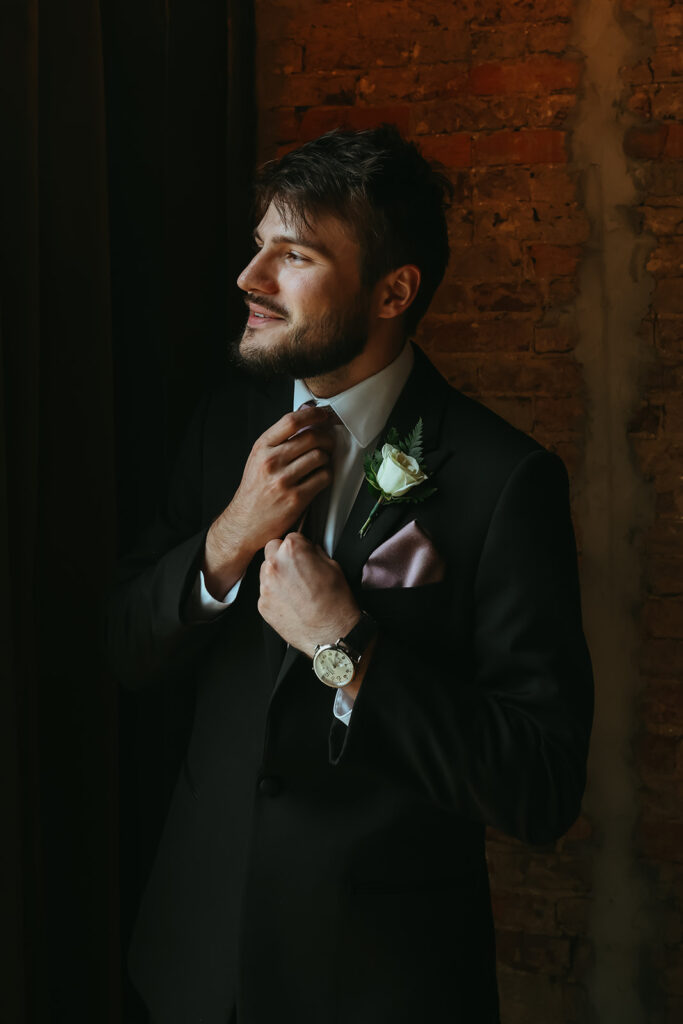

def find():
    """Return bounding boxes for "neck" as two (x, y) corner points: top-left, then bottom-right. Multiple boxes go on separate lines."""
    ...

(304, 338), (406, 399)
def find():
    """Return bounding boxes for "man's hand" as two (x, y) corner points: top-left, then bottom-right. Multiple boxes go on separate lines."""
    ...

(203, 406), (336, 598)
(258, 533), (361, 659)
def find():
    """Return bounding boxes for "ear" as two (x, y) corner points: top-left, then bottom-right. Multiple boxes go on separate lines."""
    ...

(375, 265), (421, 321)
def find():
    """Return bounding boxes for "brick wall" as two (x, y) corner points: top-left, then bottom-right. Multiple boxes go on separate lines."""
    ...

(254, 0), (682, 1020)
(623, 2), (683, 1022)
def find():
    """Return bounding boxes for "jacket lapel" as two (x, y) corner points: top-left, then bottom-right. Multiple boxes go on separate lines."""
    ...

(268, 344), (454, 702)
(332, 344), (453, 591)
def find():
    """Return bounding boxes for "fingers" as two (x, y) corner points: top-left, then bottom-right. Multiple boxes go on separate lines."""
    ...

(264, 538), (282, 561)
(294, 465), (333, 507)
(282, 446), (333, 487)
(280, 425), (336, 460)
(261, 405), (337, 448)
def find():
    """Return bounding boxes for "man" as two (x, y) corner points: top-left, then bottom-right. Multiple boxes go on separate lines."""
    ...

(107, 125), (593, 1024)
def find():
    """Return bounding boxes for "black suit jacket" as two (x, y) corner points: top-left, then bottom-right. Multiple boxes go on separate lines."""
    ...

(106, 344), (593, 1024)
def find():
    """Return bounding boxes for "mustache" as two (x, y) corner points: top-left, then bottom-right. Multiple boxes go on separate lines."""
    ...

(243, 294), (289, 320)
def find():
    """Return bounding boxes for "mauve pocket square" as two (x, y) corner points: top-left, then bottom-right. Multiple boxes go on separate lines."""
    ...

(361, 520), (446, 589)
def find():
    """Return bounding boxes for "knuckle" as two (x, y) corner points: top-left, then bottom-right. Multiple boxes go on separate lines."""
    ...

(283, 412), (299, 435)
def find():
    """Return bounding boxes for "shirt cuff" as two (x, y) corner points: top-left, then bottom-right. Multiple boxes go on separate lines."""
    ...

(187, 569), (242, 620)
(333, 686), (355, 727)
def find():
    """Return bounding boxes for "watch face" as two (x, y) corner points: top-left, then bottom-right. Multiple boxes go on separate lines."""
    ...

(314, 646), (355, 687)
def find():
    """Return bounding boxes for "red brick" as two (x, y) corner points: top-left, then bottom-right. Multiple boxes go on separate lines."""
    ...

(471, 25), (530, 61)
(651, 85), (683, 121)
(556, 896), (590, 934)
(664, 123), (683, 158)
(534, 324), (576, 353)
(641, 637), (683, 676)
(639, 820), (683, 864)
(627, 87), (653, 120)
(647, 242), (683, 277)
(266, 72), (358, 109)
(651, 47), (683, 82)
(628, 401), (662, 437)
(526, 206), (589, 245)
(427, 315), (534, 352)
(472, 281), (542, 312)
(646, 520), (683, 559)
(260, 39), (304, 75)
(469, 57), (581, 96)
(523, 852), (592, 893)
(446, 206), (475, 245)
(474, 130), (567, 166)
(428, 278), (472, 315)
(624, 122), (670, 159)
(526, 21), (574, 55)
(641, 680), (683, 736)
(654, 278), (683, 314)
(653, 7), (683, 46)
(274, 107), (300, 143)
(449, 241), (523, 280)
(472, 166), (532, 201)
(665, 394), (683, 434)
(548, 276), (579, 304)
(529, 168), (578, 203)
(469, 0), (574, 24)
(302, 33), (407, 73)
(478, 355), (583, 396)
(528, 244), (581, 279)
(357, 64), (468, 104)
(534, 396), (585, 433)
(491, 890), (559, 934)
(641, 161), (683, 199)
(297, 104), (411, 142)
(640, 204), (683, 236)
(413, 93), (576, 135)
(643, 598), (683, 639)
(419, 133), (472, 168)
(656, 315), (683, 355)
(520, 933), (572, 973)
(638, 733), (680, 775)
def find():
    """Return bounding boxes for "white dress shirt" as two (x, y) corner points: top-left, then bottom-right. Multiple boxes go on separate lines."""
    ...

(189, 342), (415, 725)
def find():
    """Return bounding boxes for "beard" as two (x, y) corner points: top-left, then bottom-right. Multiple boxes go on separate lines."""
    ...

(228, 290), (372, 381)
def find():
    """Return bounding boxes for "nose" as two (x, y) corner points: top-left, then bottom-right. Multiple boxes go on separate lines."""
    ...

(237, 248), (277, 295)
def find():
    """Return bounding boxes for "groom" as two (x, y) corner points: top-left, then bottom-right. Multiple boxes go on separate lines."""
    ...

(107, 125), (593, 1024)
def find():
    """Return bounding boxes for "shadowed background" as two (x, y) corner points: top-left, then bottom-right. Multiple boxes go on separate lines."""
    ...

(2, 0), (682, 1021)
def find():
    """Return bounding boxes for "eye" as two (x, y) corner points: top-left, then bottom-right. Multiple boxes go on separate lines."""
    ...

(285, 251), (308, 264)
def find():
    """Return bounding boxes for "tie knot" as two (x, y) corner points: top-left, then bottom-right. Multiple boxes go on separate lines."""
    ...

(299, 399), (342, 426)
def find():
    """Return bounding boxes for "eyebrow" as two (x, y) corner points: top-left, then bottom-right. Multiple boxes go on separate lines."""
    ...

(254, 232), (333, 260)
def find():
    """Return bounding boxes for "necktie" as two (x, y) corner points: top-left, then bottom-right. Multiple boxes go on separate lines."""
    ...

(297, 399), (342, 549)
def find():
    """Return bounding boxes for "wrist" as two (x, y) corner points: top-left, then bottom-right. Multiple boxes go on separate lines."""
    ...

(203, 513), (256, 597)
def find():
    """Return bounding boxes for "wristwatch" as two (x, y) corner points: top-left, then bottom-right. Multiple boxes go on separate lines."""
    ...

(312, 612), (377, 688)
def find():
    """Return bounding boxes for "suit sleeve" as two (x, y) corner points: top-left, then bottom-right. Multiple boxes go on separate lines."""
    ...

(329, 449), (594, 845)
(103, 391), (233, 690)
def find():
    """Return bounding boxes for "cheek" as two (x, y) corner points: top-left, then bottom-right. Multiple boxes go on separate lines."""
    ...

(284, 272), (338, 317)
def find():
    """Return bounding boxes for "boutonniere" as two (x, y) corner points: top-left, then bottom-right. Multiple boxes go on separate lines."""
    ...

(359, 418), (437, 538)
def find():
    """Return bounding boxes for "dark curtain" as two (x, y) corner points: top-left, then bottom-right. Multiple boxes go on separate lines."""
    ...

(0, 1), (254, 1020)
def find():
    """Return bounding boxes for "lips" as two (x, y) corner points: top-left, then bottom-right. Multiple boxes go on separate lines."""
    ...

(247, 303), (286, 327)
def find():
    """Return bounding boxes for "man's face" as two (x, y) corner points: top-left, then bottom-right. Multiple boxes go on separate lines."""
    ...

(232, 202), (373, 379)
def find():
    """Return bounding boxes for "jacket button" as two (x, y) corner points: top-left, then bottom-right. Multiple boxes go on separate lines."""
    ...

(258, 775), (282, 797)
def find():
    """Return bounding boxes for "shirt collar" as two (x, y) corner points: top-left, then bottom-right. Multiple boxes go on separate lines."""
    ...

(293, 343), (414, 449)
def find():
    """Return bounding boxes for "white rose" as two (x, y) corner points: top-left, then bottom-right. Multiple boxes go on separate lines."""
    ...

(375, 443), (427, 497)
